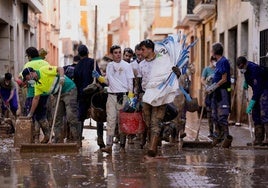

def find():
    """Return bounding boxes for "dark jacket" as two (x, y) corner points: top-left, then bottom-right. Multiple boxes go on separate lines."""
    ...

(245, 61), (268, 101)
(73, 57), (101, 98)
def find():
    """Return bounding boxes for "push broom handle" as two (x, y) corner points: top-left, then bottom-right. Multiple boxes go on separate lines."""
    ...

(195, 104), (204, 141)
(48, 84), (62, 144)
(245, 89), (254, 145)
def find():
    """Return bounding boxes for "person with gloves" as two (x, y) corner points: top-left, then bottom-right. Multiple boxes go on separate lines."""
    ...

(139, 39), (180, 158)
(92, 45), (134, 154)
(73, 44), (104, 148)
(237, 56), (268, 146)
(22, 65), (81, 146)
(20, 47), (51, 143)
(206, 42), (232, 148)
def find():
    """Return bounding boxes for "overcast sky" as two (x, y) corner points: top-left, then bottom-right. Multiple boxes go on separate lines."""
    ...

(91, 0), (120, 24)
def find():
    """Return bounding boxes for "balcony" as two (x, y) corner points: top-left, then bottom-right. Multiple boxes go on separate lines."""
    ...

(21, 0), (43, 13)
(193, 1), (215, 20)
(180, 14), (202, 27)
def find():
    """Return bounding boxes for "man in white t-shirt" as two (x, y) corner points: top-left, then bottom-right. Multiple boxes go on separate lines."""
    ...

(139, 39), (179, 158)
(92, 45), (134, 154)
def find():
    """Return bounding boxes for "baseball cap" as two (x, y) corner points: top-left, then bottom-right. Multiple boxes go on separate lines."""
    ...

(22, 67), (34, 81)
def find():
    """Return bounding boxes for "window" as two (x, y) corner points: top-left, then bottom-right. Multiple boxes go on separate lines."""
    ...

(260, 29), (268, 67)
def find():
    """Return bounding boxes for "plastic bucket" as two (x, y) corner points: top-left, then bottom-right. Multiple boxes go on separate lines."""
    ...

(119, 110), (146, 134)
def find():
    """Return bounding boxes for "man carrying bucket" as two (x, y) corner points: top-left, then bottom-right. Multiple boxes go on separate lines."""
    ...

(92, 45), (134, 154)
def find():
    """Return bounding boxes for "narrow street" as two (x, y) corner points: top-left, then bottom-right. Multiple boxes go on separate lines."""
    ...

(0, 112), (267, 188)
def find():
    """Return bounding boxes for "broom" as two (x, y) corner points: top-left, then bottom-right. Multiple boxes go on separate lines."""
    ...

(20, 85), (79, 153)
(182, 92), (213, 148)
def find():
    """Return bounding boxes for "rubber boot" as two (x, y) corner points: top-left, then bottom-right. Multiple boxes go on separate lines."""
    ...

(101, 135), (113, 154)
(247, 125), (264, 146)
(140, 127), (147, 149)
(101, 145), (112, 154)
(69, 123), (82, 147)
(178, 122), (186, 139)
(97, 137), (105, 149)
(221, 135), (233, 148)
(208, 118), (214, 137)
(262, 124), (268, 146)
(212, 125), (224, 147)
(33, 121), (40, 143)
(147, 135), (159, 157)
(119, 134), (126, 153)
(39, 119), (51, 143)
(97, 122), (105, 148)
(128, 135), (135, 144)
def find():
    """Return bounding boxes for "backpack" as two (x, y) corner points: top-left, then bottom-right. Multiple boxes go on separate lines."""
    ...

(64, 65), (75, 79)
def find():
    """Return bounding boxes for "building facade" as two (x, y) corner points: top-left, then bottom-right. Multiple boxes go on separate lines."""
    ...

(0, 0), (59, 76)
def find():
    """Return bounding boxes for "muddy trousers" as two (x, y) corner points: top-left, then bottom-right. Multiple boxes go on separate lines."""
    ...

(253, 125), (264, 145)
(97, 122), (105, 148)
(142, 103), (166, 157)
(33, 119), (51, 143)
(263, 124), (268, 145)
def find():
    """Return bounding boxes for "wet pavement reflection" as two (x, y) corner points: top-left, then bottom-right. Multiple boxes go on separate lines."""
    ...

(0, 117), (268, 187)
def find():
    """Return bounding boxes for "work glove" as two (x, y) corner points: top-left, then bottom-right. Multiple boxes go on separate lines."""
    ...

(205, 82), (218, 94)
(92, 70), (106, 83)
(27, 112), (33, 118)
(185, 93), (192, 102)
(246, 99), (256, 114)
(172, 66), (181, 78)
(243, 80), (249, 90)
(59, 76), (65, 85)
(92, 70), (100, 78)
(179, 86), (192, 102)
(103, 86), (108, 93)
(127, 91), (135, 100)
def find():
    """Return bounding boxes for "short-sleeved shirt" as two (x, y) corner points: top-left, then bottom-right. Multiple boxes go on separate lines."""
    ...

(106, 60), (134, 93)
(34, 65), (76, 96)
(202, 66), (214, 86)
(138, 59), (153, 91)
(212, 56), (231, 89)
(21, 57), (50, 97)
(130, 59), (141, 77)
(0, 76), (16, 90)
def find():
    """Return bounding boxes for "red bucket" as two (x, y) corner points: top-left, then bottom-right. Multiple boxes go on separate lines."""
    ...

(119, 110), (146, 134)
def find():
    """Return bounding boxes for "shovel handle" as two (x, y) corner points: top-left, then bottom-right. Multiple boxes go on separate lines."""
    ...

(48, 85), (62, 143)
(195, 105), (204, 141)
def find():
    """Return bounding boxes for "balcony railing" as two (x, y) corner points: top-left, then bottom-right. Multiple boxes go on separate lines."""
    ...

(193, 1), (215, 20)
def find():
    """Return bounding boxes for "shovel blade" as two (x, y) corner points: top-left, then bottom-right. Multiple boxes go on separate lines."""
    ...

(20, 143), (79, 153)
(83, 83), (99, 95)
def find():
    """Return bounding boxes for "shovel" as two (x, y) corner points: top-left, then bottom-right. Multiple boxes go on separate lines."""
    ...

(182, 91), (213, 148)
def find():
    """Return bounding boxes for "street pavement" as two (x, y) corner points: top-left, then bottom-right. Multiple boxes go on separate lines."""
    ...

(0, 112), (267, 187)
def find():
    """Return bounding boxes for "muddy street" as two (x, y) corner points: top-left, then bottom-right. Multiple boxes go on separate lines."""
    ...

(0, 114), (267, 188)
